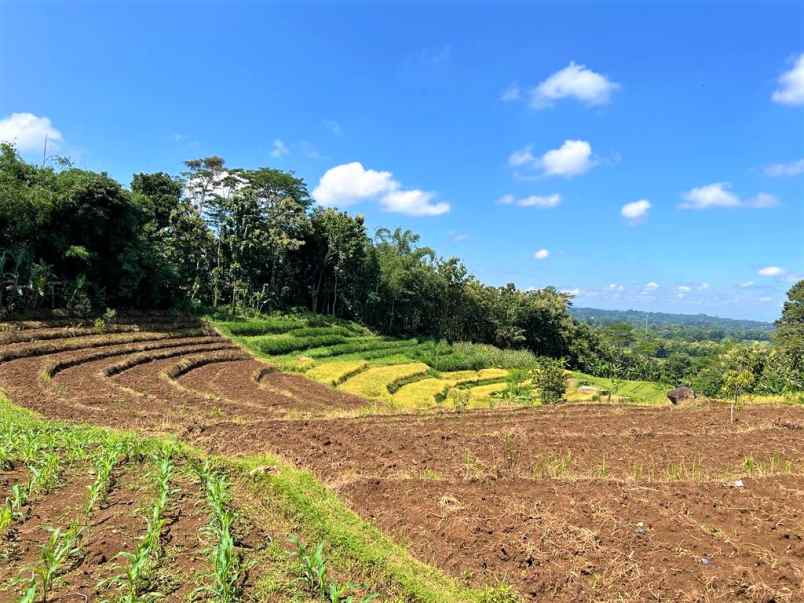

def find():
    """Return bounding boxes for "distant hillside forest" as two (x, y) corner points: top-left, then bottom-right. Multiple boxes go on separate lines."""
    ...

(1, 145), (801, 395)
(571, 307), (774, 341)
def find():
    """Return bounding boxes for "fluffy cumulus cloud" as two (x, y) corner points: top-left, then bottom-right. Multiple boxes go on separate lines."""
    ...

(608, 283), (624, 292)
(644, 281), (659, 290)
(621, 199), (651, 221)
(541, 140), (594, 177)
(312, 162), (449, 216)
(680, 183), (777, 210)
(533, 248), (550, 260)
(758, 266), (784, 277)
(508, 140), (595, 177)
(764, 158), (804, 177)
(0, 112), (63, 152)
(271, 139), (289, 158)
(772, 53), (804, 106)
(531, 62), (619, 108)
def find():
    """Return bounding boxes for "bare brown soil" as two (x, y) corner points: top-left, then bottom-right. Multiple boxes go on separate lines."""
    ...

(0, 461), (217, 602)
(1, 317), (803, 601)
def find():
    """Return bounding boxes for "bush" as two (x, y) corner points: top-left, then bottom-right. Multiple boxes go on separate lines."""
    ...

(533, 357), (567, 404)
(252, 334), (349, 355)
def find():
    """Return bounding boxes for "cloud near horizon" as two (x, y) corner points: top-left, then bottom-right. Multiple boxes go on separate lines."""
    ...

(0, 112), (63, 153)
(312, 162), (450, 216)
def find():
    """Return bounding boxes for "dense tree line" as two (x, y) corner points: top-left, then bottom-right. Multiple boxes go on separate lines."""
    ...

(0, 147), (594, 363)
(1, 145), (800, 394)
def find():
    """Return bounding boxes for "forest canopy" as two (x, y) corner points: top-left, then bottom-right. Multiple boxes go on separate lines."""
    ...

(1, 144), (801, 395)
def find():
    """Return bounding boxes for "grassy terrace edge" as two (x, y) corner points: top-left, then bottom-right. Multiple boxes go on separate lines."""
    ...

(0, 390), (518, 603)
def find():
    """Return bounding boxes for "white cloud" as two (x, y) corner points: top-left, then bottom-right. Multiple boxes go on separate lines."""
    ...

(746, 193), (779, 208)
(698, 282), (710, 290)
(312, 161), (449, 216)
(621, 199), (651, 221)
(738, 281), (754, 288)
(313, 162), (395, 207)
(764, 158), (804, 177)
(759, 296), (773, 302)
(772, 53), (804, 106)
(517, 194), (561, 208)
(381, 189), (450, 216)
(541, 139), (594, 177)
(608, 283), (624, 292)
(508, 140), (595, 177)
(497, 193), (560, 208)
(680, 182), (740, 209)
(679, 183), (779, 210)
(323, 120), (343, 136)
(0, 112), (63, 153)
(758, 266), (784, 277)
(561, 288), (581, 296)
(531, 62), (619, 108)
(500, 83), (521, 102)
(644, 281), (659, 290)
(271, 139), (289, 158)
(508, 145), (536, 167)
(533, 248), (550, 260)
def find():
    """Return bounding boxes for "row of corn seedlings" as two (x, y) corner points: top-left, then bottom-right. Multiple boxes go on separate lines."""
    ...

(19, 524), (83, 603)
(193, 461), (244, 602)
(112, 448), (175, 602)
(0, 451), (61, 534)
(290, 536), (378, 603)
(84, 440), (133, 515)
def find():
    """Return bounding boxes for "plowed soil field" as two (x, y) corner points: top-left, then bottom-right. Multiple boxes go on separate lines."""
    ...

(1, 316), (802, 601)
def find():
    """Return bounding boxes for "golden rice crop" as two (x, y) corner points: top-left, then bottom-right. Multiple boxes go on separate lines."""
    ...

(393, 378), (453, 408)
(339, 363), (429, 401)
(306, 361), (368, 386)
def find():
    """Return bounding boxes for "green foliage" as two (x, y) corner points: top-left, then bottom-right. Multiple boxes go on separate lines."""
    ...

(193, 462), (243, 602)
(533, 358), (567, 405)
(290, 536), (378, 603)
(25, 525), (82, 603)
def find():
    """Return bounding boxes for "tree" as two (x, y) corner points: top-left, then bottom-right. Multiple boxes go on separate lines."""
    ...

(722, 369), (753, 423)
(775, 280), (804, 369)
(533, 357), (567, 405)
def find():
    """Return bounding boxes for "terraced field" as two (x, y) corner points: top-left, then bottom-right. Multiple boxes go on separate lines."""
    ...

(217, 316), (531, 410)
(1, 314), (803, 602)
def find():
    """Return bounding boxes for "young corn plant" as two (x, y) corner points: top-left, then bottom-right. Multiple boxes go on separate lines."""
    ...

(193, 462), (244, 603)
(115, 449), (174, 601)
(290, 536), (378, 603)
(85, 442), (126, 514)
(25, 525), (82, 603)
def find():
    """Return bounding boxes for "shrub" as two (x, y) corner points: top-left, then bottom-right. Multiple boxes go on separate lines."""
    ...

(533, 358), (567, 404)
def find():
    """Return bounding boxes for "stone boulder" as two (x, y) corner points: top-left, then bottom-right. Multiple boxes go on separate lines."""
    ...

(667, 386), (695, 405)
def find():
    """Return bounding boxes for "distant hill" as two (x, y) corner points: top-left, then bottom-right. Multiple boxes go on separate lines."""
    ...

(571, 307), (774, 341)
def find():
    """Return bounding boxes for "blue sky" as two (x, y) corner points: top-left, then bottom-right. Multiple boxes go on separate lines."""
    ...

(1, 1), (802, 321)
